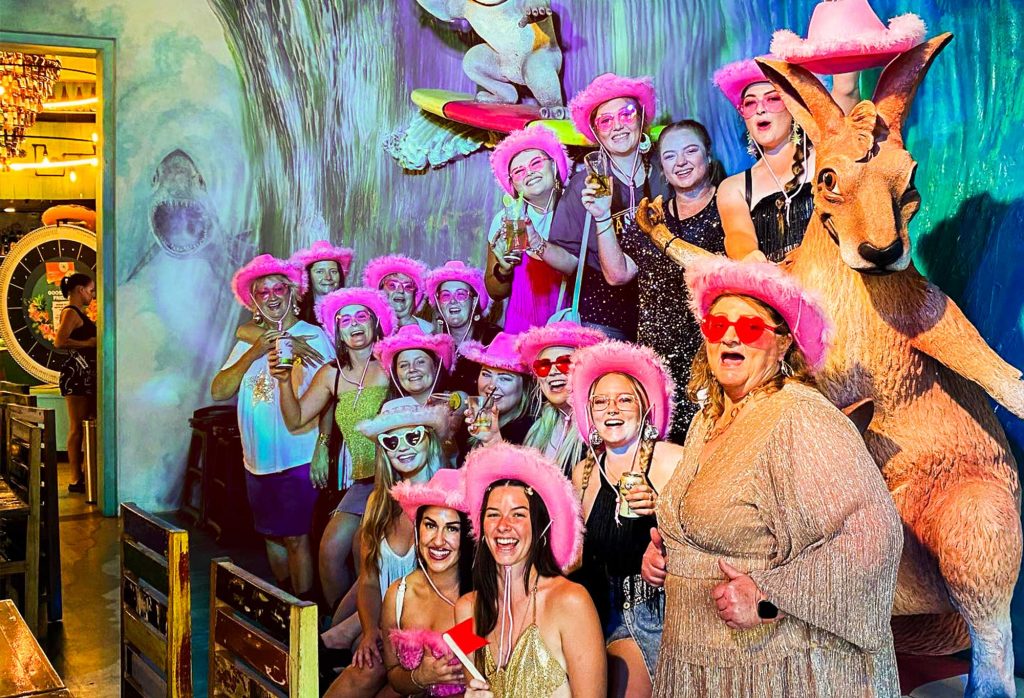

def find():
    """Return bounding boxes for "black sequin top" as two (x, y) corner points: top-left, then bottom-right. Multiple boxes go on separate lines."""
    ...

(620, 194), (726, 443)
(745, 168), (814, 263)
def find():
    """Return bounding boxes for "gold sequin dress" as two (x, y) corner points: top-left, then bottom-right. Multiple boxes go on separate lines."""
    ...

(654, 383), (903, 697)
(482, 586), (568, 698)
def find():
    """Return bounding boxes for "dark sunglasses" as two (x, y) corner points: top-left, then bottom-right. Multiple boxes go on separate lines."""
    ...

(532, 354), (571, 377)
(378, 426), (427, 452)
(700, 314), (781, 345)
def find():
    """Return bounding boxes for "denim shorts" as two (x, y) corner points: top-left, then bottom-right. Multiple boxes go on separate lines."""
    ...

(605, 577), (665, 679)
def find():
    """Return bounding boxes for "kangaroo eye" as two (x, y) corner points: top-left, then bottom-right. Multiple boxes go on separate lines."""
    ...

(817, 168), (840, 195)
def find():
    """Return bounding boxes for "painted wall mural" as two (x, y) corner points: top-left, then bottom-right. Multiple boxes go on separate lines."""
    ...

(2, 0), (1023, 669)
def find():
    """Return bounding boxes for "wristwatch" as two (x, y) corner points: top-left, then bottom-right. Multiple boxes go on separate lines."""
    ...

(757, 599), (779, 621)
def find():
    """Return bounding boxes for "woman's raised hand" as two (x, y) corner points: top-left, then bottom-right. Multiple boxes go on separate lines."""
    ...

(287, 334), (325, 367)
(581, 180), (612, 221)
(267, 345), (292, 383)
(624, 480), (658, 516)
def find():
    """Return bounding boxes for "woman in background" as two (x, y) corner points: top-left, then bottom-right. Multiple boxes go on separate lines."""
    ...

(54, 272), (97, 493)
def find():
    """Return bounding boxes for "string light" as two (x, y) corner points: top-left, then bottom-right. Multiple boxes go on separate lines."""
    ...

(41, 96), (98, 110)
(8, 156), (98, 171)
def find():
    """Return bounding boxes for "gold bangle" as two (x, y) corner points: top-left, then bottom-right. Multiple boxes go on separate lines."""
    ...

(410, 666), (427, 689)
(317, 433), (329, 446)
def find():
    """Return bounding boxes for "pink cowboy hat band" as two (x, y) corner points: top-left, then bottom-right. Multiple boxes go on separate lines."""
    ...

(684, 255), (833, 371)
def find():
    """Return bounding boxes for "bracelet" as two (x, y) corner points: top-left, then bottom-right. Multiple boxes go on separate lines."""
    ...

(594, 215), (612, 224)
(410, 666), (427, 689)
(317, 433), (329, 446)
(665, 236), (684, 254)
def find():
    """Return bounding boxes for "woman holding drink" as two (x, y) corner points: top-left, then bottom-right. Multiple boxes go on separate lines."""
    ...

(568, 340), (685, 697)
(459, 332), (535, 449)
(212, 254), (331, 597)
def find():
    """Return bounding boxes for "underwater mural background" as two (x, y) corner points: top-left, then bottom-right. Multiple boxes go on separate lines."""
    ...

(2, 0), (1023, 669)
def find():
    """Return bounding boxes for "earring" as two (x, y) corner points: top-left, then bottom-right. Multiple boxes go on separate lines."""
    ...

(252, 310), (263, 324)
(589, 427), (603, 446)
(746, 132), (758, 158)
(780, 359), (793, 377)
(643, 423), (659, 441)
(638, 133), (652, 154)
(292, 301), (300, 316)
(790, 122), (802, 147)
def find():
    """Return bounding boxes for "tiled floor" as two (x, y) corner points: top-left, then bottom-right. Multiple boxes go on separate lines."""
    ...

(39, 463), (270, 697)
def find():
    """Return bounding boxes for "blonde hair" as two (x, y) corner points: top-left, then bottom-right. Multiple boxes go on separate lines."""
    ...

(361, 430), (444, 571)
(523, 401), (585, 476)
(687, 294), (817, 422)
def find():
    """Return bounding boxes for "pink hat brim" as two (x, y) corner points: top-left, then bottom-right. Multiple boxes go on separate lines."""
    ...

(489, 125), (571, 197)
(514, 322), (606, 364)
(425, 262), (490, 312)
(713, 57), (776, 108)
(458, 334), (528, 374)
(771, 12), (925, 75)
(569, 73), (657, 144)
(290, 241), (355, 277)
(231, 254), (306, 310)
(568, 341), (674, 441)
(315, 287), (399, 345)
(363, 255), (429, 309)
(375, 327), (456, 375)
(463, 443), (582, 573)
(391, 468), (468, 524)
(684, 256), (833, 372)
(356, 402), (453, 441)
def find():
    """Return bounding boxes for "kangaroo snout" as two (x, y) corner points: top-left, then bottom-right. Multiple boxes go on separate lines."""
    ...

(857, 240), (904, 271)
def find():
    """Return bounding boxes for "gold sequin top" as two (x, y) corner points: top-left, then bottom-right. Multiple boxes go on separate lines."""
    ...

(653, 382), (903, 697)
(483, 586), (567, 698)
(335, 385), (389, 481)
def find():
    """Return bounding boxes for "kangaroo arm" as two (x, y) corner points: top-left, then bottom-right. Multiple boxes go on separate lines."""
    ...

(910, 283), (1024, 418)
(635, 196), (717, 270)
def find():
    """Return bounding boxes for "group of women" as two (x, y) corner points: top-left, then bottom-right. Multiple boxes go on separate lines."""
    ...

(212, 55), (904, 698)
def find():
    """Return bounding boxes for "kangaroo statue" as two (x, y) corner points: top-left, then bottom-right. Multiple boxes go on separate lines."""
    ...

(638, 34), (1023, 698)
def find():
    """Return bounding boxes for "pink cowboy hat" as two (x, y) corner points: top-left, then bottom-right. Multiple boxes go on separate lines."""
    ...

(356, 396), (453, 442)
(515, 321), (607, 365)
(771, 0), (926, 75)
(463, 442), (583, 573)
(684, 256), (833, 372)
(391, 467), (467, 524)
(231, 254), (307, 311)
(489, 125), (571, 197)
(713, 56), (781, 108)
(569, 341), (675, 441)
(375, 324), (457, 376)
(290, 240), (355, 278)
(425, 260), (490, 312)
(459, 332), (528, 374)
(363, 255), (430, 309)
(569, 73), (657, 144)
(315, 286), (398, 345)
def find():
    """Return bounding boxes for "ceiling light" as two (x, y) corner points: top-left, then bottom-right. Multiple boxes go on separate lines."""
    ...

(2, 207), (15, 213)
(0, 52), (62, 167)
(42, 96), (97, 110)
(8, 156), (98, 171)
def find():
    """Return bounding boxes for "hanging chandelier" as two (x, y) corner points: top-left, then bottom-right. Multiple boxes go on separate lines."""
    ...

(0, 51), (62, 168)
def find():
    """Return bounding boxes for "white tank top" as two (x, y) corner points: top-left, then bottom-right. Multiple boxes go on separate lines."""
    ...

(379, 537), (416, 599)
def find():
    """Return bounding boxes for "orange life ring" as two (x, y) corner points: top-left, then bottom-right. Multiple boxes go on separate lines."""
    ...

(41, 205), (96, 231)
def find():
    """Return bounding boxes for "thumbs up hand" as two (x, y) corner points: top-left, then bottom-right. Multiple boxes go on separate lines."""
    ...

(711, 559), (764, 630)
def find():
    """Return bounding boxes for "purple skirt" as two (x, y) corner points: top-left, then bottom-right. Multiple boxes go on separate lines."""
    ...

(244, 463), (318, 537)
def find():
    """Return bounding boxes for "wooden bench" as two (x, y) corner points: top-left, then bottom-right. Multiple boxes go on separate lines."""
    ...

(208, 558), (318, 697)
(0, 404), (60, 638)
(120, 504), (192, 697)
(0, 599), (70, 697)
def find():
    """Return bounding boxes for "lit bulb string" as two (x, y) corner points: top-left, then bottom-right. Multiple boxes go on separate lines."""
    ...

(6, 157), (98, 171)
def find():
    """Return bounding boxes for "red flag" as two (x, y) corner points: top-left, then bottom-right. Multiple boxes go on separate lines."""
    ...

(445, 618), (488, 655)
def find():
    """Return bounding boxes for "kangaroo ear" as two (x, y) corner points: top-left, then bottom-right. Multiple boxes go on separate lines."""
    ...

(846, 100), (880, 159)
(872, 33), (953, 148)
(756, 57), (844, 146)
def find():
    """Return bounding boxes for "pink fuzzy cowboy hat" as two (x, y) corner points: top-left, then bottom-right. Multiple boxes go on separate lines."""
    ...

(290, 240), (355, 278)
(684, 256), (833, 372)
(459, 332), (528, 374)
(315, 286), (398, 345)
(489, 125), (571, 197)
(374, 324), (457, 376)
(425, 260), (490, 312)
(463, 442), (583, 573)
(515, 321), (607, 365)
(771, 0), (926, 75)
(363, 255), (429, 309)
(569, 340), (675, 441)
(356, 396), (453, 441)
(231, 254), (307, 311)
(569, 73), (657, 144)
(713, 56), (780, 108)
(391, 467), (467, 524)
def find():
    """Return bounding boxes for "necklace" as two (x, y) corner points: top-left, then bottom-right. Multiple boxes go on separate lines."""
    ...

(339, 355), (372, 405)
(703, 388), (767, 444)
(607, 147), (644, 219)
(753, 137), (806, 238)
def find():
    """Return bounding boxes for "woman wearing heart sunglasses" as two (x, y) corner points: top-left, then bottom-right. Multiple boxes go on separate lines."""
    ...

(566, 340), (685, 698)
(324, 397), (452, 696)
(640, 256), (902, 697)
(271, 287), (397, 611)
(714, 57), (859, 263)
(365, 255), (435, 335)
(515, 322), (606, 476)
(485, 125), (577, 333)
